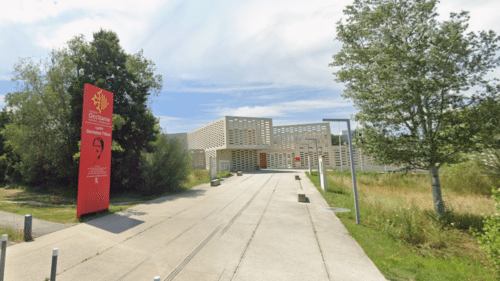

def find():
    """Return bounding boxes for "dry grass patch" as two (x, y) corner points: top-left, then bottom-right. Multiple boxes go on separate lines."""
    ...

(310, 169), (499, 280)
(329, 173), (496, 217)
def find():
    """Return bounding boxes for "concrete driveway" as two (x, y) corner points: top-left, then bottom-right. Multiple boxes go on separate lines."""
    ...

(2, 170), (387, 281)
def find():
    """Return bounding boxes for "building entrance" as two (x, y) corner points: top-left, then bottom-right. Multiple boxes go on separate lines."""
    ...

(260, 153), (267, 169)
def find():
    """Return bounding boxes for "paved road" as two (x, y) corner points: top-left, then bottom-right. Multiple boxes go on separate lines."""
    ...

(1, 170), (387, 281)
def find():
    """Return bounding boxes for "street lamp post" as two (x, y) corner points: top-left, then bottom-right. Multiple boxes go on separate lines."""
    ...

(305, 138), (320, 175)
(322, 118), (361, 225)
(301, 143), (312, 175)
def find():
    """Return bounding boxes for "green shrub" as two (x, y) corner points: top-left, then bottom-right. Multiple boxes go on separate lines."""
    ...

(469, 148), (500, 273)
(383, 205), (427, 246)
(139, 135), (191, 196)
(471, 187), (500, 273)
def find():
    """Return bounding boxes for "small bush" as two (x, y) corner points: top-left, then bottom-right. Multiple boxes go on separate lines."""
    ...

(471, 187), (500, 273)
(383, 205), (427, 246)
(139, 135), (191, 196)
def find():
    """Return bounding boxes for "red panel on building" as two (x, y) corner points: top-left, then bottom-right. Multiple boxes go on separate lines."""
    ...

(77, 84), (114, 218)
(295, 157), (301, 162)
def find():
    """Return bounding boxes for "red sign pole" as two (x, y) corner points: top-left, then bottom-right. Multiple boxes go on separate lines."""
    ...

(77, 84), (114, 218)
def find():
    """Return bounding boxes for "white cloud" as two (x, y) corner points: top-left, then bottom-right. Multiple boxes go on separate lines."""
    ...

(213, 98), (352, 118)
(156, 115), (183, 133)
(1, 0), (499, 97)
(0, 95), (5, 107)
(218, 106), (284, 117)
(169, 84), (280, 94)
(0, 0), (167, 26)
(157, 116), (181, 121)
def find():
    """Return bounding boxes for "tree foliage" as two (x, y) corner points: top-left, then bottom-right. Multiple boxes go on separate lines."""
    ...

(139, 133), (192, 196)
(2, 48), (78, 187)
(331, 134), (347, 146)
(3, 29), (165, 195)
(67, 29), (163, 193)
(330, 0), (500, 217)
(0, 108), (21, 183)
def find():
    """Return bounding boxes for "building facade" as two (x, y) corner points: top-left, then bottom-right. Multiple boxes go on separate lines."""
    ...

(169, 115), (397, 172)
(259, 123), (333, 169)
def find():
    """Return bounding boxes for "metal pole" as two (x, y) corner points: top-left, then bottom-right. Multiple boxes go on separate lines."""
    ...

(50, 248), (58, 281)
(315, 140), (319, 174)
(24, 214), (33, 241)
(305, 139), (319, 175)
(1, 234), (6, 281)
(359, 148), (363, 172)
(339, 123), (342, 172)
(323, 119), (361, 225)
(346, 120), (361, 225)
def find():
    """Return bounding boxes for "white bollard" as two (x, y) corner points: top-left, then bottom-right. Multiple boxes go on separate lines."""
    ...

(1, 234), (7, 281)
(50, 248), (58, 281)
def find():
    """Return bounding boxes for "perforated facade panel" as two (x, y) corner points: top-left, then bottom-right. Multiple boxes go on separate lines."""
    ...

(231, 149), (259, 171)
(332, 146), (399, 171)
(205, 149), (217, 171)
(190, 149), (205, 170)
(226, 116), (272, 149)
(187, 117), (226, 150)
(167, 116), (404, 171)
(260, 123), (334, 169)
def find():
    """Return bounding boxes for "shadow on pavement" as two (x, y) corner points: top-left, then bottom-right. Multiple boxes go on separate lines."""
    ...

(143, 188), (207, 205)
(85, 213), (144, 234)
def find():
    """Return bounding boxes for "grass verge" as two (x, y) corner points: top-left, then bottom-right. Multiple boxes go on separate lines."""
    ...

(307, 170), (499, 281)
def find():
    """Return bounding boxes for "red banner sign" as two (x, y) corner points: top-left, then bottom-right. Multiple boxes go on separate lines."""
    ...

(77, 84), (114, 218)
(295, 157), (301, 162)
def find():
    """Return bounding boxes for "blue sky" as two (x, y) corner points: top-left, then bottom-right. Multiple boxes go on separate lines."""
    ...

(1, 0), (499, 134)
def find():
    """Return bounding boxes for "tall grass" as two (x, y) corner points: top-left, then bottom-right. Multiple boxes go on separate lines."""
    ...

(308, 159), (499, 280)
(440, 161), (495, 196)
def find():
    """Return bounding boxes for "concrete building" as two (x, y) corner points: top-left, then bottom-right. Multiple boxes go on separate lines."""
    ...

(259, 122), (333, 169)
(168, 116), (334, 171)
(169, 115), (398, 172)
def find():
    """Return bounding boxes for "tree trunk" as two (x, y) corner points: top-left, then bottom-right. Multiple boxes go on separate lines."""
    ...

(429, 165), (446, 218)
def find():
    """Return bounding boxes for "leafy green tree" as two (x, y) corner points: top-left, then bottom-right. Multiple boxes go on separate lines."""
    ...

(0, 108), (17, 183)
(330, 0), (500, 217)
(0, 109), (12, 156)
(2, 47), (79, 187)
(139, 133), (192, 196)
(67, 29), (162, 193)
